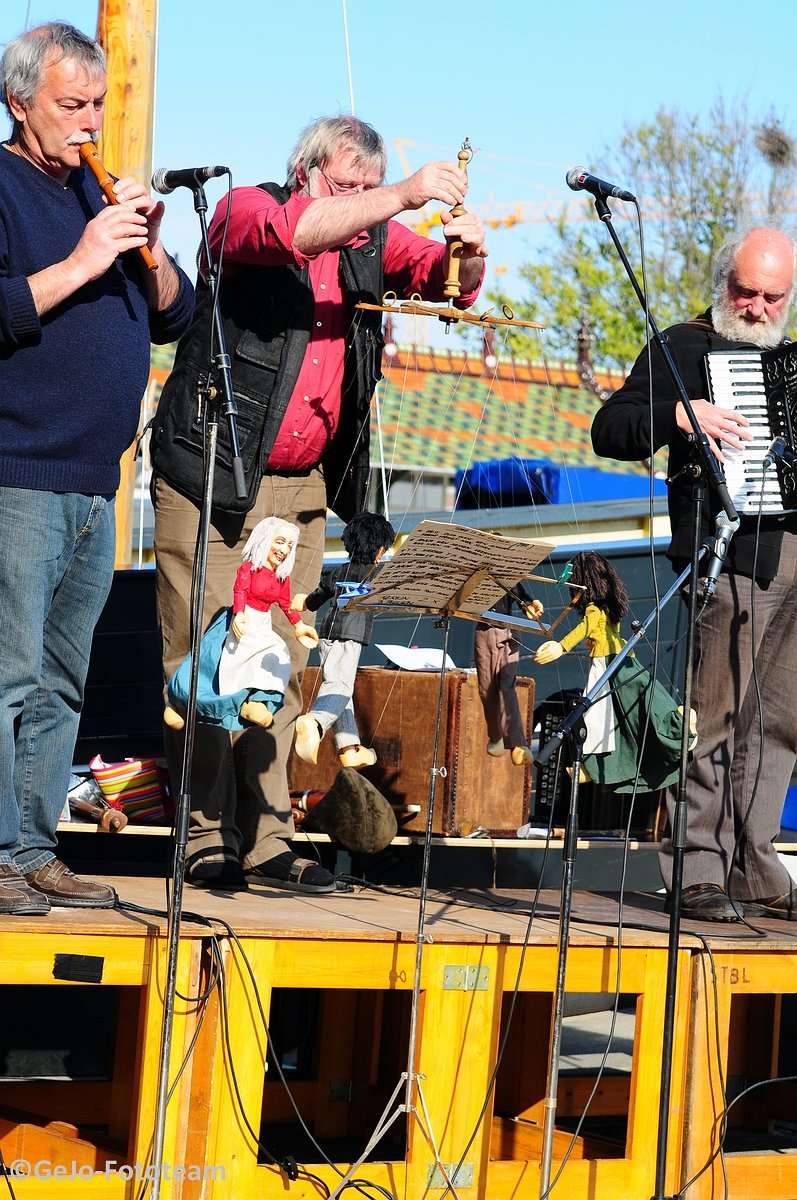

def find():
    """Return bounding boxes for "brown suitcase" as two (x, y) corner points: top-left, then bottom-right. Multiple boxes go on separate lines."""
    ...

(289, 666), (533, 837)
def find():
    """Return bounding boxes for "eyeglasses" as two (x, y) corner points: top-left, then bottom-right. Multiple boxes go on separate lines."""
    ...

(317, 167), (364, 195)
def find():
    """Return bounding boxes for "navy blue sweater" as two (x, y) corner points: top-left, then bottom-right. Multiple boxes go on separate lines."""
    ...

(0, 146), (194, 495)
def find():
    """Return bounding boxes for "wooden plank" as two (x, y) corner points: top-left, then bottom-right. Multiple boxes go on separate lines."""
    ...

(491, 1115), (623, 1160)
(0, 1082), (112, 1126)
(0, 932), (150, 985)
(679, 948), (797, 1200)
(108, 988), (142, 1145)
(96, 0), (158, 570)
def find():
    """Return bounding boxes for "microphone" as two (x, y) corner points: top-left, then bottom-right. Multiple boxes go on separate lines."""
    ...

(703, 510), (740, 601)
(566, 166), (636, 203)
(763, 435), (797, 470)
(151, 165), (229, 194)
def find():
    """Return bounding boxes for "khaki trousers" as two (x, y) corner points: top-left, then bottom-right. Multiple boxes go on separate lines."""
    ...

(153, 470), (327, 868)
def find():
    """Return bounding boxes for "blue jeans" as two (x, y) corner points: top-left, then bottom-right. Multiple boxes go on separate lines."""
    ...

(0, 488), (115, 871)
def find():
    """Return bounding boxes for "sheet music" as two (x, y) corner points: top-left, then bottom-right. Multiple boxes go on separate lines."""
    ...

(350, 521), (556, 616)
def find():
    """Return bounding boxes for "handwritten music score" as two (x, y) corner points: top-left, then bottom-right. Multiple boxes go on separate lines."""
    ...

(347, 521), (555, 617)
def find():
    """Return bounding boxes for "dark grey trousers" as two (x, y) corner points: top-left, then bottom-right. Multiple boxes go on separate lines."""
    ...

(659, 533), (797, 901)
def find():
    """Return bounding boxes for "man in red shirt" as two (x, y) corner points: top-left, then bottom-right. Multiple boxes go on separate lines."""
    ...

(151, 114), (488, 893)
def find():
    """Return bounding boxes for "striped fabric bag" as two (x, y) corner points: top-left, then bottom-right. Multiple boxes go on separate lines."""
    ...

(89, 755), (171, 824)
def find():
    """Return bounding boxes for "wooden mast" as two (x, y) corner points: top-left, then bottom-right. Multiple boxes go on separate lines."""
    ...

(95, 0), (159, 568)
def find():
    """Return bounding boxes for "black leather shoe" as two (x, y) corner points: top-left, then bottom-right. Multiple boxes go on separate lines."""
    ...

(665, 883), (742, 922)
(743, 890), (797, 920)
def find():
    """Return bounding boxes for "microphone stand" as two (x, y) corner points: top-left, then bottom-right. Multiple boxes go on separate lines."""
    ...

(150, 181), (246, 1200)
(599, 195), (740, 1200)
(537, 192), (740, 1200)
(533, 555), (703, 1199)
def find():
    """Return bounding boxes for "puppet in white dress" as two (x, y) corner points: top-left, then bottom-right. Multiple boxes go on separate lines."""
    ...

(165, 518), (318, 732)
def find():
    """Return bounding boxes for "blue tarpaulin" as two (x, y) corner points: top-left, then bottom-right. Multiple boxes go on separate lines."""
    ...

(455, 458), (559, 507)
(454, 457), (666, 508)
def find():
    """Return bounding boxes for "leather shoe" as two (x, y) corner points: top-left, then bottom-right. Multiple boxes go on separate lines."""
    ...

(743, 890), (797, 920)
(24, 859), (117, 909)
(665, 883), (742, 922)
(0, 864), (51, 915)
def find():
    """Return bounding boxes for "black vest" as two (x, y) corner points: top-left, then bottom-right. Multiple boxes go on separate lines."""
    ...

(151, 182), (386, 520)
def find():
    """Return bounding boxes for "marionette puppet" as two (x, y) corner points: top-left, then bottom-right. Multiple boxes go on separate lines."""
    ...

(534, 550), (697, 792)
(164, 517), (318, 733)
(291, 511), (396, 771)
(474, 586), (544, 766)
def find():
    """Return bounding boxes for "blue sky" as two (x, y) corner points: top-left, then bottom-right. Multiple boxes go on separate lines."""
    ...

(2, 0), (796, 352)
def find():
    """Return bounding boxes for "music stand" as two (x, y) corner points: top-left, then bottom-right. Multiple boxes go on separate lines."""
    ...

(327, 521), (554, 1197)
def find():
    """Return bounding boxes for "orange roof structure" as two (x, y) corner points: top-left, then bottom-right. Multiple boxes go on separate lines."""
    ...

(149, 342), (649, 480)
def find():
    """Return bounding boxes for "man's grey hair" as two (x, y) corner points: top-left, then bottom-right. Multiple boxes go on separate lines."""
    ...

(285, 115), (387, 191)
(1, 22), (105, 121)
(713, 225), (797, 293)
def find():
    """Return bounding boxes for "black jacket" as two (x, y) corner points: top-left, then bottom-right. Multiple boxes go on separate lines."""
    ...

(305, 559), (379, 644)
(591, 309), (796, 581)
(151, 182), (386, 520)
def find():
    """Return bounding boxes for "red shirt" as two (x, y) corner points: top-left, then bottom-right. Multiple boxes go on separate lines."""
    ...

(232, 562), (301, 624)
(207, 187), (484, 471)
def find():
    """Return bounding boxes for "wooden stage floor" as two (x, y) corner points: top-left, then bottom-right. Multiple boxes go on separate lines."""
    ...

(2, 877), (797, 1199)
(3, 870), (794, 938)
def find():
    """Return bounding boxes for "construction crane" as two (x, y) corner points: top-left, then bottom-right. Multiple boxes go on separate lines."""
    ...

(402, 200), (592, 238)
(393, 138), (591, 237)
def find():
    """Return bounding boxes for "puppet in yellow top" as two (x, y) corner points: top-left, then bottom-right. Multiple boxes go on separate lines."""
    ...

(534, 551), (696, 791)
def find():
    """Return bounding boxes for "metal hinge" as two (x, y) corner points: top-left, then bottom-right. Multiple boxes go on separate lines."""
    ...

(443, 965), (489, 991)
(427, 1162), (474, 1188)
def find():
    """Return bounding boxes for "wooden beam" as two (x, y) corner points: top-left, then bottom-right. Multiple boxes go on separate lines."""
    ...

(95, 0), (158, 569)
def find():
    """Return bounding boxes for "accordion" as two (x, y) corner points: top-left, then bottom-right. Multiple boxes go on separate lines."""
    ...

(704, 344), (797, 515)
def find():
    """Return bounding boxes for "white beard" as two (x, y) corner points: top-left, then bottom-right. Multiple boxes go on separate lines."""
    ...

(712, 288), (791, 349)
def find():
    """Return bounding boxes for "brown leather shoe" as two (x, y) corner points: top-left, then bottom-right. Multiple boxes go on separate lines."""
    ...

(24, 859), (117, 909)
(0, 864), (51, 915)
(665, 883), (743, 922)
(743, 891), (797, 920)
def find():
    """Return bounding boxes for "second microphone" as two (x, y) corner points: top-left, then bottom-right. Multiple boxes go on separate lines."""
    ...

(152, 165), (229, 195)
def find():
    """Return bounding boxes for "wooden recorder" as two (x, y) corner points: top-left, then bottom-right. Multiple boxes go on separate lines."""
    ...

(79, 141), (158, 272)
